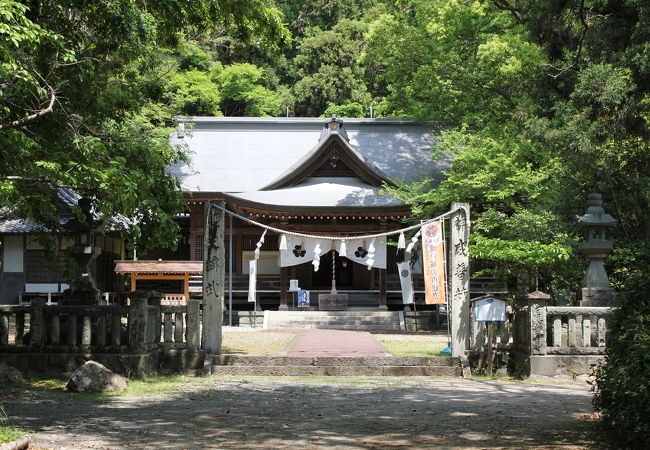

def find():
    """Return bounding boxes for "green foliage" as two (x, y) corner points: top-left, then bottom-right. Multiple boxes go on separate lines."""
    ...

(167, 70), (222, 116)
(292, 19), (372, 116)
(0, 0), (288, 251)
(216, 63), (282, 116)
(592, 275), (650, 447)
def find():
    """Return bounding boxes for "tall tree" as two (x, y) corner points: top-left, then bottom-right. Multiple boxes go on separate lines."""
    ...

(368, 0), (650, 292)
(0, 0), (289, 250)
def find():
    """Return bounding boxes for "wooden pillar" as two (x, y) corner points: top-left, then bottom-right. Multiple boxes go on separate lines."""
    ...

(202, 200), (225, 354)
(378, 269), (387, 310)
(183, 273), (190, 301)
(279, 266), (289, 310)
(450, 202), (470, 358)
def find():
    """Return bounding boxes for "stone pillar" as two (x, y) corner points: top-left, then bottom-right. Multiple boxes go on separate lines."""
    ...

(186, 299), (201, 350)
(527, 291), (550, 355)
(449, 203), (470, 358)
(128, 292), (149, 353)
(202, 200), (225, 354)
(279, 266), (289, 311)
(30, 297), (45, 347)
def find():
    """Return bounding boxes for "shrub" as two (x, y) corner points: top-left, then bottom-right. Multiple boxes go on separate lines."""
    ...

(592, 275), (650, 447)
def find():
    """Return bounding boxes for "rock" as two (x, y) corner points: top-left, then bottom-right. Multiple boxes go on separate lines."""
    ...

(66, 361), (127, 393)
(0, 363), (22, 385)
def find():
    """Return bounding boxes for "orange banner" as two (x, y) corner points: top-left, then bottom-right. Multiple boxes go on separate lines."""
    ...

(422, 221), (446, 304)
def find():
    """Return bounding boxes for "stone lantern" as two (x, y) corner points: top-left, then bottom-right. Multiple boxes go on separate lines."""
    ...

(577, 193), (617, 306)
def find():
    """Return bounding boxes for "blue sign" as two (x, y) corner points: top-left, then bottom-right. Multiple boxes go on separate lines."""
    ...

(297, 290), (310, 307)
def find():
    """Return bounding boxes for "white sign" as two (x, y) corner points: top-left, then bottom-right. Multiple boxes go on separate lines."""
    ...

(473, 297), (507, 322)
(289, 279), (300, 292)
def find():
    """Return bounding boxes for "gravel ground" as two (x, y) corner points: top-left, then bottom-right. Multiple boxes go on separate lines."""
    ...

(1, 376), (598, 449)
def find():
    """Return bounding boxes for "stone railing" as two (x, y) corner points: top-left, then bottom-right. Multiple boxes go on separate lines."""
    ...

(159, 301), (201, 350)
(0, 292), (202, 354)
(532, 305), (614, 356)
(0, 304), (31, 346)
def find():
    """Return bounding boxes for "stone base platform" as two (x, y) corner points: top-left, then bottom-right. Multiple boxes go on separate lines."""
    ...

(211, 355), (461, 377)
(530, 355), (605, 377)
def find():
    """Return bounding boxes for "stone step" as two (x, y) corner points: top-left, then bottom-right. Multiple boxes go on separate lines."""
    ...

(213, 355), (459, 367)
(210, 365), (461, 376)
(273, 311), (399, 316)
(266, 311), (403, 331)
(269, 324), (400, 331)
(268, 319), (400, 325)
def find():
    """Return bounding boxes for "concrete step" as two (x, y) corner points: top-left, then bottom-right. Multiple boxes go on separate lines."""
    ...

(210, 365), (461, 376)
(213, 355), (459, 367)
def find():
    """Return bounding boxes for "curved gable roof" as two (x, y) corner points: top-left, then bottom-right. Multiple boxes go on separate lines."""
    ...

(170, 117), (448, 194)
(261, 128), (394, 190)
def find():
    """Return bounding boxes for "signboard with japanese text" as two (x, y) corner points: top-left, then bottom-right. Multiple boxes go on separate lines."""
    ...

(473, 297), (507, 322)
(422, 221), (446, 304)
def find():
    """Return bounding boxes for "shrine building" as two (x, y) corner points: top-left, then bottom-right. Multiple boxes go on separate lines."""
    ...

(116, 116), (494, 310)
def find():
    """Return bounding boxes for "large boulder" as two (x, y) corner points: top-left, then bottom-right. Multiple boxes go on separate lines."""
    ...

(66, 361), (127, 393)
(0, 363), (21, 385)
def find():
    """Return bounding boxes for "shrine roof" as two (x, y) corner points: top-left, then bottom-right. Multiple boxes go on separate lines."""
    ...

(114, 260), (202, 274)
(169, 117), (449, 193)
(224, 177), (406, 212)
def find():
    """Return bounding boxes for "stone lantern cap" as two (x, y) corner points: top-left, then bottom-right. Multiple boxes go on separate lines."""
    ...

(576, 193), (617, 227)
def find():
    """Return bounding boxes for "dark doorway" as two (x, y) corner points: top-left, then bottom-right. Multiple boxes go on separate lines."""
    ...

(311, 251), (354, 289)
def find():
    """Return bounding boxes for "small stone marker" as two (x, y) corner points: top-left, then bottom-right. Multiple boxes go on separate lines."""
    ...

(66, 361), (127, 393)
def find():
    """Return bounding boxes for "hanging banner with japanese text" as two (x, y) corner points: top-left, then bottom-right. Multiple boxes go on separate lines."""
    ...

(422, 221), (446, 304)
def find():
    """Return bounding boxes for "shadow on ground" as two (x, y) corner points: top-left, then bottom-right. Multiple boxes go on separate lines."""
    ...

(2, 377), (597, 449)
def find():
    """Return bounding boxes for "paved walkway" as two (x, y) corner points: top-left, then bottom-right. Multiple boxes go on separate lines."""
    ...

(283, 329), (391, 357)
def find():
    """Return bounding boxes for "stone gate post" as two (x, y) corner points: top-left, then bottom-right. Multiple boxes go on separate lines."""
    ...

(203, 200), (225, 354)
(450, 203), (470, 358)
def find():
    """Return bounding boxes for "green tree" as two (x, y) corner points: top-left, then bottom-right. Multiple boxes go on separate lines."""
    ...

(0, 0), (288, 251)
(368, 0), (650, 294)
(292, 19), (372, 116)
(216, 63), (283, 116)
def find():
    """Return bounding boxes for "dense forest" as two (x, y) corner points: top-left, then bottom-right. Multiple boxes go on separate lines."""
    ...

(1, 1), (649, 441)
(1, 0), (649, 293)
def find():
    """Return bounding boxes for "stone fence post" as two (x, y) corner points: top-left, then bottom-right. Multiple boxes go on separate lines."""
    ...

(528, 291), (550, 355)
(186, 299), (201, 350)
(128, 292), (149, 353)
(30, 297), (46, 347)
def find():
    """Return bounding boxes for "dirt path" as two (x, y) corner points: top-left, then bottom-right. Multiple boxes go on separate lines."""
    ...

(2, 376), (597, 449)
